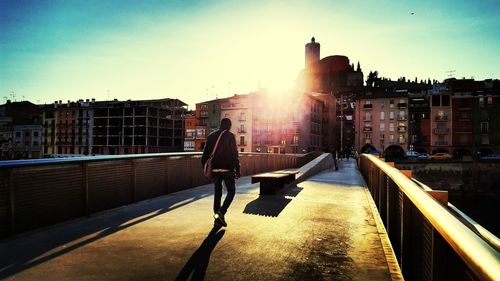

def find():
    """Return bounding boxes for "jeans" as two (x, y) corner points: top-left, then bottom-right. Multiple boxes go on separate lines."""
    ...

(213, 171), (236, 215)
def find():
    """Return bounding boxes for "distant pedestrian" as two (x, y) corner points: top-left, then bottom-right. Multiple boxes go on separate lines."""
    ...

(202, 118), (240, 227)
(331, 148), (338, 171)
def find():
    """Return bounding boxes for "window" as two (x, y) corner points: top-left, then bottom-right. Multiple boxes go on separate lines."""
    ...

(25, 131), (30, 137)
(442, 95), (450, 106)
(16, 132), (21, 137)
(380, 112), (385, 120)
(399, 134), (406, 144)
(389, 112), (395, 120)
(365, 100), (372, 105)
(389, 100), (395, 108)
(224, 113), (230, 118)
(487, 96), (493, 105)
(380, 123), (385, 131)
(240, 136), (245, 145)
(480, 122), (489, 134)
(432, 95), (440, 106)
(240, 148), (244, 152)
(183, 141), (195, 151)
(389, 123), (395, 132)
(380, 101), (385, 108)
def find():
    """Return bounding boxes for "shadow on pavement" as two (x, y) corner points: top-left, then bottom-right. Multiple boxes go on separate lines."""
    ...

(175, 225), (226, 281)
(0, 190), (212, 279)
(243, 186), (303, 217)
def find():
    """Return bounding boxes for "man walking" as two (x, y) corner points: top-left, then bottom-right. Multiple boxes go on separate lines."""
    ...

(202, 118), (240, 227)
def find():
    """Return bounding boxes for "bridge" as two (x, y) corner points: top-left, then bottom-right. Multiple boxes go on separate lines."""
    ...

(0, 153), (498, 280)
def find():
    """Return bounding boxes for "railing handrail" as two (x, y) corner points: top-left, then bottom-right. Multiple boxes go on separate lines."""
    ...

(362, 154), (500, 281)
(0, 152), (307, 169)
(411, 178), (500, 250)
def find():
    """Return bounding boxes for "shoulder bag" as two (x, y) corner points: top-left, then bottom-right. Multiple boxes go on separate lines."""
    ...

(203, 130), (226, 178)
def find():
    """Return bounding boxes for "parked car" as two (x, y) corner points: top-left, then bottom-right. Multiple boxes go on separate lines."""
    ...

(406, 151), (419, 158)
(366, 149), (381, 156)
(417, 153), (429, 159)
(480, 154), (500, 160)
(428, 153), (452, 160)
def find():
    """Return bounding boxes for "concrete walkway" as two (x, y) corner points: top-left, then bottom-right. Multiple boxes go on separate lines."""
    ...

(0, 159), (400, 281)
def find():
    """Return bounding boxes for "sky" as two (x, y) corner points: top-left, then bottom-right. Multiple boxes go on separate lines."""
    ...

(1, 0), (500, 109)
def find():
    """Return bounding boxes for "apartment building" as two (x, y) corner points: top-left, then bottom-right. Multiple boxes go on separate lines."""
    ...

(40, 98), (187, 156)
(91, 98), (187, 154)
(220, 94), (252, 153)
(193, 90), (329, 154)
(356, 91), (409, 154)
(0, 101), (42, 159)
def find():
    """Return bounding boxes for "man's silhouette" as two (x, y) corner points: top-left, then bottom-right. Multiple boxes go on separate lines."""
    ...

(202, 118), (240, 227)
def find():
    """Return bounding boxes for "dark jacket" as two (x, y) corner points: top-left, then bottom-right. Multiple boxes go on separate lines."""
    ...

(201, 129), (240, 173)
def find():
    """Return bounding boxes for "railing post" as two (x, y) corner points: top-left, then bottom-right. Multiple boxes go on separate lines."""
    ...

(131, 159), (137, 203)
(388, 179), (402, 262)
(8, 169), (15, 235)
(401, 194), (421, 280)
(82, 162), (89, 215)
(188, 155), (194, 188)
(378, 170), (387, 225)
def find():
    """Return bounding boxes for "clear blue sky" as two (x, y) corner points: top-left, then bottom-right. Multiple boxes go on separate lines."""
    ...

(1, 0), (499, 109)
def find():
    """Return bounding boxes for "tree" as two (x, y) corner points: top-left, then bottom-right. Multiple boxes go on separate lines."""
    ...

(366, 70), (380, 87)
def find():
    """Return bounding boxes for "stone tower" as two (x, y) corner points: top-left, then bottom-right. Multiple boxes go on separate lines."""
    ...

(305, 37), (320, 68)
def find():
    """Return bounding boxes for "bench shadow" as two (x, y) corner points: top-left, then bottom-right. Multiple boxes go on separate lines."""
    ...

(243, 186), (303, 217)
(175, 225), (225, 281)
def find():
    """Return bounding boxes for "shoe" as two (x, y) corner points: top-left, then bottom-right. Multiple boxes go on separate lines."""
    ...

(214, 211), (227, 227)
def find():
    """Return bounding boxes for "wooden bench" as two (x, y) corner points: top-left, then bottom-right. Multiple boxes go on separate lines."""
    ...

(251, 170), (299, 195)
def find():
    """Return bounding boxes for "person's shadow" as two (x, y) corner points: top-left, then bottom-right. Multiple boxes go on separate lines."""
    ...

(175, 225), (226, 281)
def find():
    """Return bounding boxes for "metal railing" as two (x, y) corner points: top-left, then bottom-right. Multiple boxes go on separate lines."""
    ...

(359, 154), (499, 281)
(0, 152), (317, 238)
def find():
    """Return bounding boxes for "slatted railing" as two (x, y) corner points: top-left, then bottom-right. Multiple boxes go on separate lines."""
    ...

(0, 152), (319, 238)
(359, 154), (499, 281)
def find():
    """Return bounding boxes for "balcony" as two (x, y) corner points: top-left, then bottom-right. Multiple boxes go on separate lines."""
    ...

(397, 115), (407, 121)
(398, 102), (407, 109)
(435, 141), (449, 146)
(435, 115), (448, 122)
(398, 126), (407, 132)
(433, 128), (450, 134)
(238, 141), (247, 146)
(363, 104), (373, 110)
(363, 127), (372, 132)
(399, 139), (406, 144)
(238, 128), (247, 133)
